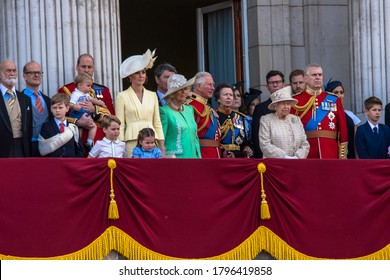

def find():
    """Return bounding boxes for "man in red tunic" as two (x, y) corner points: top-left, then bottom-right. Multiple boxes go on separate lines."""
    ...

(187, 72), (221, 158)
(58, 54), (115, 152)
(291, 64), (348, 159)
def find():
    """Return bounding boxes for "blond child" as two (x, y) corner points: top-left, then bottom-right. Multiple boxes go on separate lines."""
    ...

(88, 115), (127, 158)
(69, 73), (106, 150)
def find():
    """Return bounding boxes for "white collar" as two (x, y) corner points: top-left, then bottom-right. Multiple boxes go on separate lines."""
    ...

(55, 118), (67, 126)
(102, 137), (120, 144)
(0, 84), (15, 96)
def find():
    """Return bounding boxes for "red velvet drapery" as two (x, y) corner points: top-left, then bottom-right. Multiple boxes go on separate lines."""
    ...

(0, 158), (389, 259)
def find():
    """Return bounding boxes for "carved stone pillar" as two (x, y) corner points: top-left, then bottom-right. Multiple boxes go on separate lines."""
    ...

(0, 0), (122, 100)
(350, 0), (389, 116)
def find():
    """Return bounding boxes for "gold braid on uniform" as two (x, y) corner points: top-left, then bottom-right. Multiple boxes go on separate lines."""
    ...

(62, 86), (72, 96)
(293, 87), (321, 120)
(192, 105), (211, 133)
(293, 96), (316, 120)
(89, 88), (111, 122)
(219, 117), (234, 141)
(338, 142), (348, 159)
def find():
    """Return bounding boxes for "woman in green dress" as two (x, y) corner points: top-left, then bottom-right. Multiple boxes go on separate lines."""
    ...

(159, 74), (201, 158)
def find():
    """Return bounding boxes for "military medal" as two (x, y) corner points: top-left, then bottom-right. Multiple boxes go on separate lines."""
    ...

(95, 90), (103, 99)
(328, 111), (336, 130)
(328, 111), (335, 121)
(233, 119), (244, 130)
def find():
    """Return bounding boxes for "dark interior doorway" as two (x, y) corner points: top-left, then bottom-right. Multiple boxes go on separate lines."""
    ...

(119, 0), (226, 90)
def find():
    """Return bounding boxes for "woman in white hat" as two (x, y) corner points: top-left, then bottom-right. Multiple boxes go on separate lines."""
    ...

(159, 74), (201, 158)
(259, 86), (309, 158)
(115, 49), (165, 157)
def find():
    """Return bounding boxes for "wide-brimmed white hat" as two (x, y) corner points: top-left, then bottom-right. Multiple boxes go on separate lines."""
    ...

(120, 49), (157, 78)
(163, 74), (195, 99)
(268, 86), (297, 110)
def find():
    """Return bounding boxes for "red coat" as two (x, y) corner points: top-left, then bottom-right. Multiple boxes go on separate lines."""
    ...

(58, 82), (115, 146)
(291, 89), (348, 159)
(187, 94), (221, 158)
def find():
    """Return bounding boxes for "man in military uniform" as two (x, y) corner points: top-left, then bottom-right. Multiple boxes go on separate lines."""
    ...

(186, 72), (221, 158)
(58, 54), (114, 152)
(291, 63), (348, 159)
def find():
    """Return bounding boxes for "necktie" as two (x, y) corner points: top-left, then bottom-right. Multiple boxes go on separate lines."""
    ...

(34, 91), (44, 113)
(373, 127), (378, 134)
(7, 89), (15, 109)
(59, 122), (65, 133)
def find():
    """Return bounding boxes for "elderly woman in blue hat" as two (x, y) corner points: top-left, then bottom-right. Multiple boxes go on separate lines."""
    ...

(115, 49), (165, 157)
(259, 86), (309, 158)
(159, 74), (201, 158)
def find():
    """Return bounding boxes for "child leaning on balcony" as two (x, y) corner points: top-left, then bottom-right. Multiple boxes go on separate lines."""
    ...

(131, 128), (162, 158)
(88, 115), (127, 158)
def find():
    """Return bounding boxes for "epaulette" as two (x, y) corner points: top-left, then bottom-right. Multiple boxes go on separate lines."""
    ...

(184, 98), (193, 106)
(93, 83), (106, 91)
(60, 82), (75, 96)
(232, 110), (246, 118)
(292, 91), (303, 97)
(326, 91), (339, 97)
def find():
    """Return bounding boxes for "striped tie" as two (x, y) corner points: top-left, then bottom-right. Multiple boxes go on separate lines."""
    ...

(34, 91), (44, 113)
(7, 89), (15, 109)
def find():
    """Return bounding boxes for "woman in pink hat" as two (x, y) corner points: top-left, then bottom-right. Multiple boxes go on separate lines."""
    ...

(115, 49), (165, 157)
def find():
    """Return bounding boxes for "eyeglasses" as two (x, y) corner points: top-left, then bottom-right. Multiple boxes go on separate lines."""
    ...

(268, 80), (283, 85)
(26, 71), (44, 76)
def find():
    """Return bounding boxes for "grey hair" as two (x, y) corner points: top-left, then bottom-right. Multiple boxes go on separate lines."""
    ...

(192, 71), (212, 90)
(304, 63), (322, 75)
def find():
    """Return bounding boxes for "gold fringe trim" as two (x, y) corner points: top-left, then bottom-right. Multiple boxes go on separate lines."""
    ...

(0, 227), (176, 260)
(1, 226), (390, 260)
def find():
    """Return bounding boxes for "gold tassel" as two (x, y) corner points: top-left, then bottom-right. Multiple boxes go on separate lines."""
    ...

(257, 163), (270, 220)
(107, 159), (119, 220)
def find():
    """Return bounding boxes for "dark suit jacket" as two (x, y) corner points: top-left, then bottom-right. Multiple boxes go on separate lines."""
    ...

(22, 89), (53, 157)
(40, 119), (84, 157)
(42, 93), (52, 118)
(251, 98), (274, 158)
(355, 122), (390, 159)
(345, 113), (356, 159)
(0, 90), (32, 157)
(385, 103), (390, 127)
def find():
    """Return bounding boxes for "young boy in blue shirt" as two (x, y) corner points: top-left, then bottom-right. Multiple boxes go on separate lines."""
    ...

(355, 96), (390, 159)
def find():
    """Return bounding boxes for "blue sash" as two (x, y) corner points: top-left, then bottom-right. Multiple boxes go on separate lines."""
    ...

(202, 108), (219, 140)
(305, 94), (338, 131)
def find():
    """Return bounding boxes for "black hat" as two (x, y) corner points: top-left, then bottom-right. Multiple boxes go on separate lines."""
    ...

(243, 88), (262, 107)
(324, 78), (343, 93)
(232, 81), (245, 91)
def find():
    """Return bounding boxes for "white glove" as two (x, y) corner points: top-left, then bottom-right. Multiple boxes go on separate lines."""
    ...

(284, 155), (299, 159)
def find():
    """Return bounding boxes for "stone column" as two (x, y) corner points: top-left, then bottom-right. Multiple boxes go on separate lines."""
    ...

(247, 0), (292, 100)
(350, 0), (389, 116)
(0, 0), (122, 100)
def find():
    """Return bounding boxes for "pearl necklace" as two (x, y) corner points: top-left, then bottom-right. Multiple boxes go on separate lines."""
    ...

(169, 103), (183, 112)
